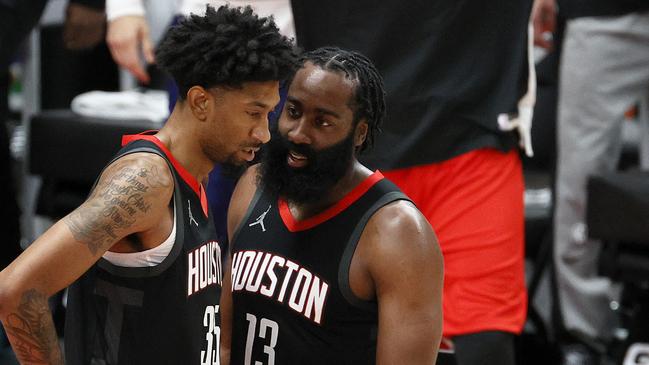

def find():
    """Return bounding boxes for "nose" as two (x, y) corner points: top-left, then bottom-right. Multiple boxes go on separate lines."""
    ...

(286, 120), (312, 145)
(252, 115), (271, 144)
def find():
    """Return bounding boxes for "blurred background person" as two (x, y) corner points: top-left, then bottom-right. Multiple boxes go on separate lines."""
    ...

(533, 0), (649, 363)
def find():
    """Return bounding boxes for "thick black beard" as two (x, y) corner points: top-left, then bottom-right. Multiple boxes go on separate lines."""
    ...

(258, 127), (355, 204)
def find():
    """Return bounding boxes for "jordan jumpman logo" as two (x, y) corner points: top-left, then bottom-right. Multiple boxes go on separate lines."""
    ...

(188, 200), (199, 227)
(249, 205), (272, 232)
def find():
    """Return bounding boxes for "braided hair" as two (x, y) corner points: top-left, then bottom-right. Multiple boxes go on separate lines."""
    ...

(156, 5), (298, 99)
(300, 47), (386, 152)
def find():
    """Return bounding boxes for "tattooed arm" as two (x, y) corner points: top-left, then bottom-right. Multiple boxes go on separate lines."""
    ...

(0, 152), (173, 364)
(2, 290), (63, 364)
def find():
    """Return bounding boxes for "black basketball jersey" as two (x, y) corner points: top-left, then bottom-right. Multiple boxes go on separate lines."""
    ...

(229, 171), (409, 365)
(65, 134), (224, 365)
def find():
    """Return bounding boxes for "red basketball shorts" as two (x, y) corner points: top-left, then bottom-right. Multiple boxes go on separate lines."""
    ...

(383, 148), (527, 336)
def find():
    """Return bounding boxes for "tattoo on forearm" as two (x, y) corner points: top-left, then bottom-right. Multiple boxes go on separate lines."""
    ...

(64, 158), (170, 254)
(4, 289), (63, 365)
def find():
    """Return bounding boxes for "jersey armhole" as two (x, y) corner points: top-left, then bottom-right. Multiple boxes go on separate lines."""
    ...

(96, 146), (185, 278)
(337, 191), (411, 311)
(101, 198), (177, 267)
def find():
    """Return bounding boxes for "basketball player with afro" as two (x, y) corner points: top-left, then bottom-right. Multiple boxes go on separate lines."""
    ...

(0, 5), (297, 364)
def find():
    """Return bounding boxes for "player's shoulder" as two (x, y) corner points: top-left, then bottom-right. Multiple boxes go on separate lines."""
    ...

(233, 163), (261, 202)
(360, 199), (442, 281)
(363, 199), (438, 254)
(108, 151), (173, 184)
(241, 163), (261, 187)
(111, 149), (170, 168)
(228, 164), (262, 237)
(371, 199), (431, 234)
(93, 151), (174, 200)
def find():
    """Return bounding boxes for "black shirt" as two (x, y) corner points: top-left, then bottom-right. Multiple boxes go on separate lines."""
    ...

(293, 0), (533, 169)
(559, 0), (649, 19)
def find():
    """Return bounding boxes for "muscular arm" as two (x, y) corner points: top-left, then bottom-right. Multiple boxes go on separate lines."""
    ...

(357, 201), (443, 365)
(0, 153), (173, 364)
(220, 165), (260, 365)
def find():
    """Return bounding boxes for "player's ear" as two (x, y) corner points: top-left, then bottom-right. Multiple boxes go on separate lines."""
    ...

(187, 86), (210, 121)
(354, 120), (368, 148)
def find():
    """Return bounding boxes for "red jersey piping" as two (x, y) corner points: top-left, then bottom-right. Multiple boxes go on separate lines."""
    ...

(279, 171), (384, 232)
(121, 132), (209, 217)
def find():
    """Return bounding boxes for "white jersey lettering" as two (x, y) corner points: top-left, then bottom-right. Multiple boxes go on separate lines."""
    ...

(246, 252), (272, 293)
(260, 256), (284, 297)
(188, 241), (223, 296)
(277, 260), (299, 303)
(232, 250), (330, 324)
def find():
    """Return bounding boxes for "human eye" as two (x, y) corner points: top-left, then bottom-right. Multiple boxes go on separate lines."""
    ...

(286, 104), (301, 119)
(246, 110), (262, 119)
(315, 117), (332, 127)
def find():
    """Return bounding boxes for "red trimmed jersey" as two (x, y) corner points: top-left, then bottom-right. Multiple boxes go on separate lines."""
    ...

(65, 134), (224, 365)
(229, 171), (410, 364)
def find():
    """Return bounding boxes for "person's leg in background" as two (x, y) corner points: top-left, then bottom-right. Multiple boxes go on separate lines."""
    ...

(384, 148), (526, 365)
(554, 12), (649, 361)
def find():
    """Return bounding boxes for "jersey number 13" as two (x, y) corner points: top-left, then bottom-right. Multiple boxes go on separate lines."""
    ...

(245, 313), (279, 365)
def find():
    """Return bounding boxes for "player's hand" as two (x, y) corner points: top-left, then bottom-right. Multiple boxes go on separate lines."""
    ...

(532, 0), (557, 50)
(106, 15), (155, 84)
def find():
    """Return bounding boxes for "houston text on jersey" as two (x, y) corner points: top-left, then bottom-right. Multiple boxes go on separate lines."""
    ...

(231, 250), (329, 324)
(187, 241), (223, 296)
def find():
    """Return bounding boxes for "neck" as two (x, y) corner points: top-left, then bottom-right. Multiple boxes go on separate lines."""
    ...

(155, 105), (213, 184)
(287, 160), (372, 220)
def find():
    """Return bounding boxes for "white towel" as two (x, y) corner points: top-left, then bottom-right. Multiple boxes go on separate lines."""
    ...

(71, 89), (169, 123)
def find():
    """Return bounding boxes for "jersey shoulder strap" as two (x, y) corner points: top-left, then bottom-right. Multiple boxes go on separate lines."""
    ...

(338, 178), (412, 310)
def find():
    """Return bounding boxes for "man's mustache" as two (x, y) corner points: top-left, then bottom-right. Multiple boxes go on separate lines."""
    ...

(281, 139), (315, 160)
